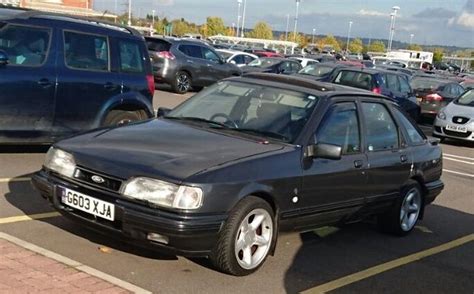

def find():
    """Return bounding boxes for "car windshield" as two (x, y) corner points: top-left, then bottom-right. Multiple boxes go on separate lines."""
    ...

(299, 64), (335, 77)
(455, 90), (474, 107)
(411, 78), (445, 90)
(248, 58), (280, 68)
(165, 81), (319, 143)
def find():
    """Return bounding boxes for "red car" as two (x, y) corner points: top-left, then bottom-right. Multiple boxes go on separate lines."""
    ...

(254, 51), (283, 58)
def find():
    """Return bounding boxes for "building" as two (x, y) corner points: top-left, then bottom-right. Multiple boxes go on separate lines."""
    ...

(0, 0), (116, 19)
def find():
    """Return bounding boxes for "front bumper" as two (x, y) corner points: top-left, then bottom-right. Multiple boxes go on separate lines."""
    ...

(433, 118), (474, 142)
(32, 170), (226, 257)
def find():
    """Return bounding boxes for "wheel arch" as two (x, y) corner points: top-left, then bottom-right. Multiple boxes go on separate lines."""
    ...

(409, 175), (428, 219)
(96, 94), (154, 127)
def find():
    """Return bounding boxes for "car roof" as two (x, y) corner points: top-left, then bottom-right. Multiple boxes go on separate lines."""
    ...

(229, 73), (391, 101)
(2, 9), (141, 37)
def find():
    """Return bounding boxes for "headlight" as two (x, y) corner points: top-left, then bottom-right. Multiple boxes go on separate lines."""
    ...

(437, 110), (446, 120)
(121, 177), (203, 210)
(44, 147), (76, 178)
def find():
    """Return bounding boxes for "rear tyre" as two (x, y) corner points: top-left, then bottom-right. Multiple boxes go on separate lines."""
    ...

(171, 71), (191, 94)
(103, 110), (146, 127)
(378, 181), (423, 236)
(210, 196), (275, 276)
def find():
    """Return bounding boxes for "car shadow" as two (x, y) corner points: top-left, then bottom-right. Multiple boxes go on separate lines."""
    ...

(5, 176), (177, 261)
(0, 145), (50, 154)
(283, 205), (474, 293)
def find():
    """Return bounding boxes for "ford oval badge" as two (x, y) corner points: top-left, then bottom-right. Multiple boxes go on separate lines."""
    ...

(91, 175), (105, 184)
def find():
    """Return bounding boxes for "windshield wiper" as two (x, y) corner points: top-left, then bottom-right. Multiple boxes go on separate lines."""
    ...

(230, 128), (289, 142)
(163, 116), (229, 128)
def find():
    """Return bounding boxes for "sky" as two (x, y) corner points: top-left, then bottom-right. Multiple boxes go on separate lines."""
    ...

(94, 0), (474, 48)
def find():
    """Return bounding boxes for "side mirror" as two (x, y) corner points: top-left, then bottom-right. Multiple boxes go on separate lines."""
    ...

(0, 50), (9, 66)
(156, 107), (171, 118)
(306, 143), (342, 160)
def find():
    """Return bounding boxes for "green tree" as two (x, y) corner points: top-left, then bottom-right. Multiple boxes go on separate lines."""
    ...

(206, 17), (226, 36)
(348, 38), (363, 53)
(317, 35), (341, 52)
(368, 41), (386, 52)
(407, 44), (423, 51)
(248, 21), (273, 39)
(172, 19), (191, 36)
(433, 48), (444, 63)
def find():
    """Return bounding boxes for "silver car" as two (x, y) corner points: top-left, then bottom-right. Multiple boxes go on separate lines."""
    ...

(433, 90), (474, 142)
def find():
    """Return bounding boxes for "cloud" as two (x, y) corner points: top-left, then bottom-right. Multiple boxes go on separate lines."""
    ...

(448, 0), (474, 29)
(358, 9), (387, 17)
(412, 8), (457, 19)
(158, 0), (174, 5)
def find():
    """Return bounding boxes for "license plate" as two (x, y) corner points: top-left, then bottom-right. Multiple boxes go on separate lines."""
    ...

(446, 125), (468, 133)
(60, 187), (115, 221)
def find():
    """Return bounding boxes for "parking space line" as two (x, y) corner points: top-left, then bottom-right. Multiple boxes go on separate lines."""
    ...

(443, 169), (474, 178)
(443, 157), (474, 165)
(0, 212), (60, 225)
(444, 153), (473, 161)
(0, 232), (152, 293)
(0, 176), (31, 183)
(302, 234), (474, 294)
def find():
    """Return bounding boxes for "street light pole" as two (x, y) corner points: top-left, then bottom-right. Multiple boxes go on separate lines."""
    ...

(285, 14), (290, 42)
(312, 28), (316, 44)
(240, 0), (247, 38)
(346, 21), (353, 53)
(236, 0), (242, 37)
(388, 6), (400, 52)
(128, 0), (132, 26)
(293, 0), (301, 42)
(409, 33), (414, 46)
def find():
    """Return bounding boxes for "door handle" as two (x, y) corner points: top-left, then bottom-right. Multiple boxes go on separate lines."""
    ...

(37, 78), (53, 88)
(186, 60), (194, 64)
(354, 160), (364, 168)
(206, 64), (213, 67)
(400, 155), (408, 163)
(104, 82), (118, 90)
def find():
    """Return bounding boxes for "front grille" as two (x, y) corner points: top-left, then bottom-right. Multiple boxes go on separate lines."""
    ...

(443, 128), (472, 138)
(73, 167), (123, 192)
(452, 116), (470, 125)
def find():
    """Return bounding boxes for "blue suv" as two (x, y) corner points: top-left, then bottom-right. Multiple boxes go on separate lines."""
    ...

(0, 9), (155, 144)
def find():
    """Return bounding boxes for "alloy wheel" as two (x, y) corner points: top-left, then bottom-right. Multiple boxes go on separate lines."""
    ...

(177, 73), (190, 92)
(400, 188), (421, 231)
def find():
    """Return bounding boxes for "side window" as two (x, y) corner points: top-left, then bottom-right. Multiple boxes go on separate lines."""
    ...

(291, 62), (302, 73)
(232, 54), (245, 65)
(316, 102), (361, 155)
(398, 76), (411, 94)
(244, 55), (255, 64)
(362, 102), (399, 151)
(179, 45), (202, 58)
(386, 74), (400, 92)
(279, 62), (292, 73)
(0, 24), (50, 66)
(119, 40), (144, 73)
(202, 47), (221, 63)
(64, 31), (108, 71)
(391, 107), (425, 145)
(454, 85), (464, 95)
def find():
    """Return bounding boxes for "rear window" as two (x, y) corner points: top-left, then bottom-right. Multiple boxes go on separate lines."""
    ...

(145, 39), (171, 52)
(410, 78), (445, 91)
(119, 40), (144, 74)
(299, 64), (335, 77)
(333, 71), (373, 90)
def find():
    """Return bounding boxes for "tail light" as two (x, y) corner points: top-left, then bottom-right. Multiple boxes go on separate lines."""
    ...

(156, 51), (175, 60)
(146, 74), (155, 97)
(372, 87), (382, 94)
(425, 93), (443, 102)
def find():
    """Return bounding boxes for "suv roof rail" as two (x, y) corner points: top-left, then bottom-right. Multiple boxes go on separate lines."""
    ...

(243, 73), (335, 92)
(11, 10), (142, 37)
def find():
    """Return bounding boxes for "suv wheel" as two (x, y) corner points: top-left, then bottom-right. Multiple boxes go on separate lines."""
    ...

(378, 181), (423, 236)
(103, 110), (146, 127)
(172, 71), (191, 94)
(210, 196), (274, 276)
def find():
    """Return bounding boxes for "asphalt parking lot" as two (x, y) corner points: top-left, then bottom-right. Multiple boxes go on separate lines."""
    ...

(0, 87), (473, 294)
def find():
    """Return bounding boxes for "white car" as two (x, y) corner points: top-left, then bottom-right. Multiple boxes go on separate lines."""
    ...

(433, 90), (474, 142)
(290, 57), (319, 68)
(216, 49), (258, 67)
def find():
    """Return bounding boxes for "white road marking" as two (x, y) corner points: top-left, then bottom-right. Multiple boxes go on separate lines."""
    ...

(443, 157), (474, 165)
(443, 153), (474, 161)
(0, 233), (152, 294)
(443, 169), (474, 178)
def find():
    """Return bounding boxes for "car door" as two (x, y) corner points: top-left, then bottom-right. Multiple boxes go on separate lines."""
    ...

(0, 23), (56, 138)
(201, 46), (232, 83)
(54, 30), (122, 135)
(296, 100), (368, 230)
(177, 44), (208, 85)
(360, 100), (412, 206)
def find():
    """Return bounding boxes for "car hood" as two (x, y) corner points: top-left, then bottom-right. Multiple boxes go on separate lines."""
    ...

(55, 119), (284, 183)
(444, 102), (474, 118)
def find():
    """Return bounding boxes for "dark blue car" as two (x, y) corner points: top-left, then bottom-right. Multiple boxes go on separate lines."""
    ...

(0, 9), (155, 144)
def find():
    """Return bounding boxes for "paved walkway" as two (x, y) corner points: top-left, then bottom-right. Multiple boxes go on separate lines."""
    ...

(0, 238), (130, 293)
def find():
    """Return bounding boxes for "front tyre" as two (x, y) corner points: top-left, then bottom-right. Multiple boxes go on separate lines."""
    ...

(103, 110), (146, 127)
(378, 181), (423, 236)
(171, 71), (191, 94)
(210, 196), (275, 276)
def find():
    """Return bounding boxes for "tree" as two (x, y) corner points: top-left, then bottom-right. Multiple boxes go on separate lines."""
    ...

(316, 35), (341, 52)
(348, 38), (363, 53)
(206, 17), (226, 36)
(433, 48), (444, 63)
(407, 44), (423, 51)
(248, 22), (273, 39)
(172, 20), (191, 36)
(368, 41), (386, 52)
